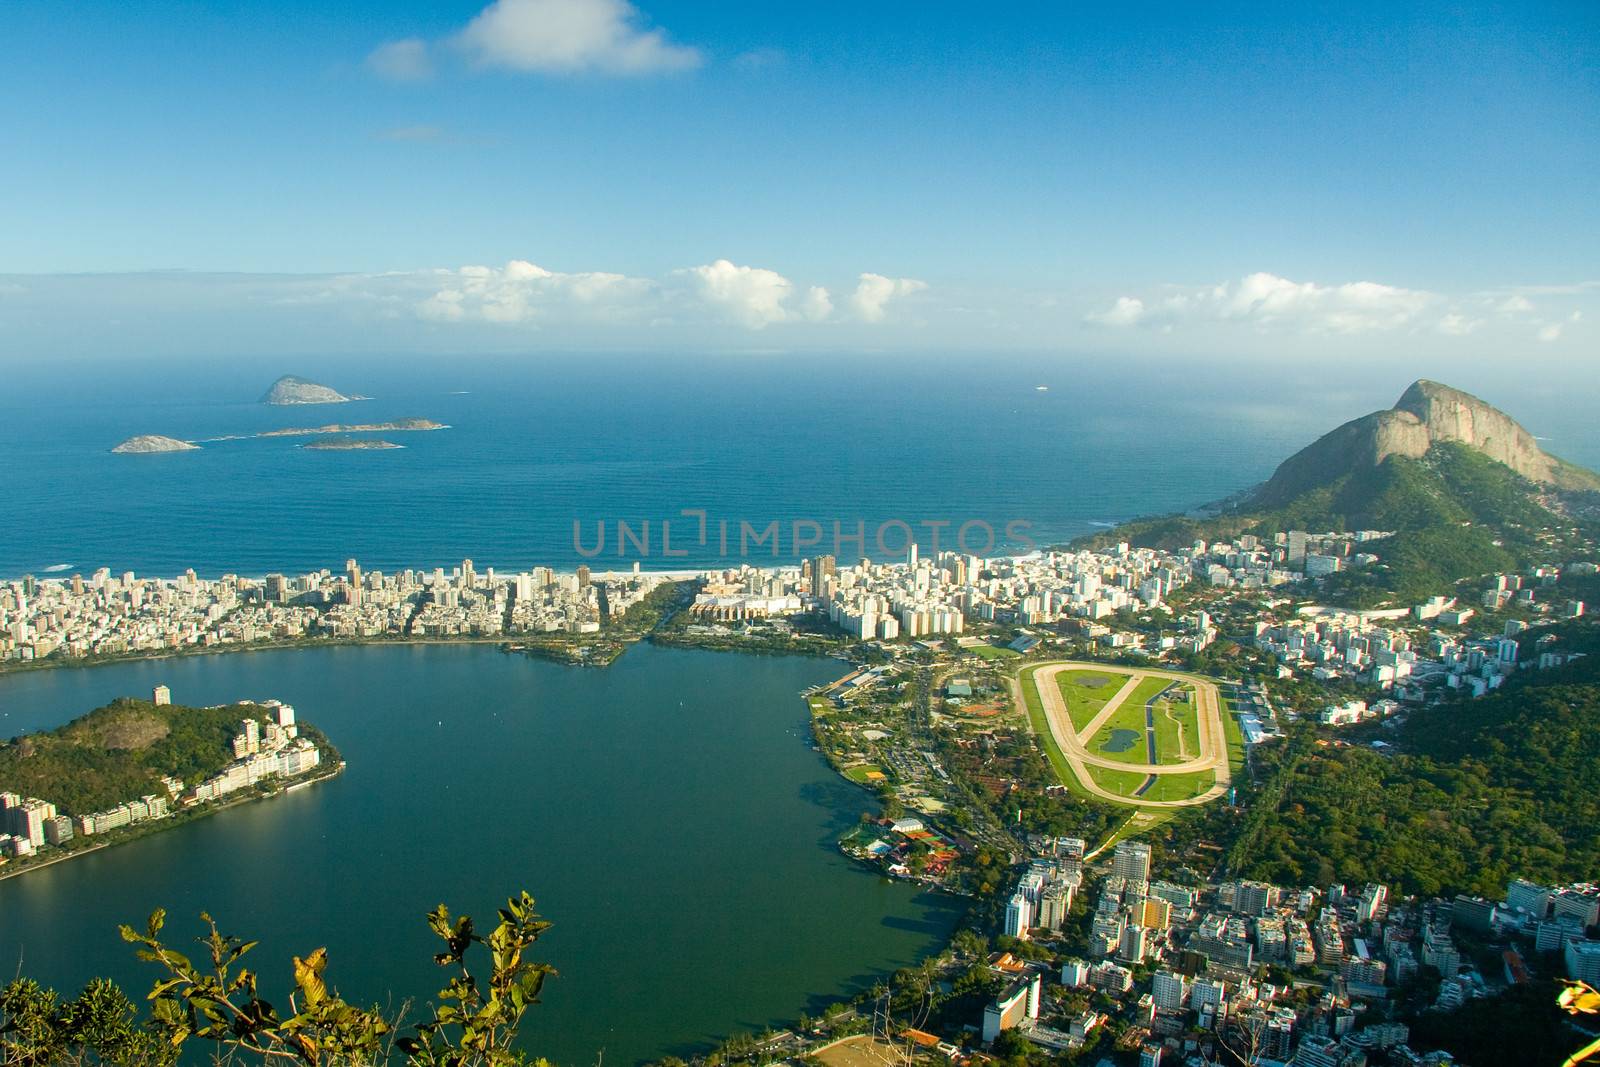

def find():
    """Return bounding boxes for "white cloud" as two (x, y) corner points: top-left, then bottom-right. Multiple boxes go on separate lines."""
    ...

(366, 38), (433, 82)
(1086, 295), (1146, 326)
(405, 259), (907, 330)
(452, 0), (700, 74)
(1537, 310), (1584, 342)
(5, 268), (1597, 359)
(1436, 313), (1481, 336)
(1086, 272), (1433, 334)
(680, 259), (797, 328)
(403, 258), (880, 330)
(416, 259), (648, 324)
(800, 286), (833, 321)
(850, 273), (927, 323)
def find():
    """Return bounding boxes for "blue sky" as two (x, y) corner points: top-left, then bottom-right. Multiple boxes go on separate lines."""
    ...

(1, 0), (1596, 360)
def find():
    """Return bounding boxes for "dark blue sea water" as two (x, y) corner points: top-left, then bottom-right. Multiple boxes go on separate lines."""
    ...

(3, 354), (1596, 579)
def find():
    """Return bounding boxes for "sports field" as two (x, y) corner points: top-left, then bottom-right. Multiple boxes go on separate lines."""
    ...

(1015, 661), (1237, 808)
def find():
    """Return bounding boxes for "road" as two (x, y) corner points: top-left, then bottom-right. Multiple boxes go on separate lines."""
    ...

(1021, 661), (1232, 808)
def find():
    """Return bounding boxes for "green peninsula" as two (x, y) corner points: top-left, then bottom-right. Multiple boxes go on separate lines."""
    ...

(0, 694), (341, 876)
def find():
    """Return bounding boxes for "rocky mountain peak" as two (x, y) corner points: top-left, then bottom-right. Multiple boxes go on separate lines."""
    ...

(1251, 379), (1596, 507)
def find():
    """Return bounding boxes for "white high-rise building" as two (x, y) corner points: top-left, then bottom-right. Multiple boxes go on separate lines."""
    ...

(1506, 879), (1551, 918)
(1004, 892), (1034, 939)
(1113, 840), (1152, 884)
(1554, 890), (1600, 928)
(1151, 970), (1187, 1012)
(1567, 940), (1600, 985)
(1356, 883), (1388, 922)
(1119, 924), (1149, 964)
(1190, 977), (1226, 1015)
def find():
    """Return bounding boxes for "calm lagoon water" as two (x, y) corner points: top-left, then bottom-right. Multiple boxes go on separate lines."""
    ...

(0, 643), (963, 1065)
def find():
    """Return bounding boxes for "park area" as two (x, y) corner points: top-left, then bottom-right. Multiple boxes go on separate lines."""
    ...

(1016, 661), (1238, 808)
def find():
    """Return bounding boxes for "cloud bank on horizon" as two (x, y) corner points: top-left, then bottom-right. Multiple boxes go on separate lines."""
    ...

(0, 263), (1593, 362)
(1084, 272), (1592, 345)
(401, 258), (924, 330)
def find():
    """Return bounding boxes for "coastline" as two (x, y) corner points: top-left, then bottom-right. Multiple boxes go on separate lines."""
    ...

(0, 578), (722, 678)
(0, 760), (346, 882)
(0, 624), (860, 680)
(0, 634), (526, 679)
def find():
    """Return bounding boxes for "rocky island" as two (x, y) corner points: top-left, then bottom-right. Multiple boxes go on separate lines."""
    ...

(109, 420), (444, 454)
(260, 375), (363, 405)
(110, 435), (199, 454)
(260, 417), (447, 437)
(303, 437), (402, 451)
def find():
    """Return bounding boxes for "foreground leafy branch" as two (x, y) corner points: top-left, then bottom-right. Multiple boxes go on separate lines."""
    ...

(0, 891), (554, 1067)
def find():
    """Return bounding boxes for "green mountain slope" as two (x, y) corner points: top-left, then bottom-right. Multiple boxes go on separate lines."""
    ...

(1230, 642), (1600, 897)
(1078, 380), (1599, 603)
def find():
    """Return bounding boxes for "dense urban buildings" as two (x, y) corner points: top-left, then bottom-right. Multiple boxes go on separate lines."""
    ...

(975, 833), (1600, 1066)
(0, 561), (671, 664)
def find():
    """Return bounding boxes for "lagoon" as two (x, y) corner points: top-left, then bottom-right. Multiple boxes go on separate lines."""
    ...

(0, 643), (963, 1065)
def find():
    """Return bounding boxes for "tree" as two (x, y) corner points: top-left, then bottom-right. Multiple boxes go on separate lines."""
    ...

(950, 929), (988, 959)
(989, 1028), (1032, 1062)
(0, 977), (170, 1067)
(0, 891), (555, 1067)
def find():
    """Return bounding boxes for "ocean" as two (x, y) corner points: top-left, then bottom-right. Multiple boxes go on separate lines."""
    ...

(11, 353), (1592, 581)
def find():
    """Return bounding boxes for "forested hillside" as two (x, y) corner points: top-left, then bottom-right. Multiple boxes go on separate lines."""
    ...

(1230, 650), (1600, 897)
(1078, 439), (1597, 606)
(0, 698), (295, 814)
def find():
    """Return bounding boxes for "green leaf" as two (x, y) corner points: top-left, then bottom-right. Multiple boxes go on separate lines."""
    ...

(292, 949), (329, 1008)
(146, 977), (186, 1000)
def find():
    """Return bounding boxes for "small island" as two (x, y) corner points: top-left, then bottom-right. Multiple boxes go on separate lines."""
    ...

(260, 417), (447, 438)
(111, 419), (447, 452)
(110, 435), (199, 454)
(0, 686), (342, 878)
(260, 375), (363, 405)
(304, 437), (402, 451)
